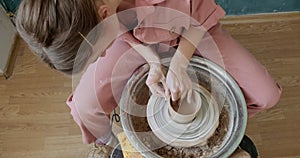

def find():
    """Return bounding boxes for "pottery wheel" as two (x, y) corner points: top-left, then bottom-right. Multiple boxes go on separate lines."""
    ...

(147, 83), (220, 147)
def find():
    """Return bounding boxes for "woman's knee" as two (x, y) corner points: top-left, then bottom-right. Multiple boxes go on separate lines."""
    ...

(247, 83), (282, 117)
(260, 83), (282, 109)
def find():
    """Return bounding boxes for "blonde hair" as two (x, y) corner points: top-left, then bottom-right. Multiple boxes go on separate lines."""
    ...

(16, 0), (102, 75)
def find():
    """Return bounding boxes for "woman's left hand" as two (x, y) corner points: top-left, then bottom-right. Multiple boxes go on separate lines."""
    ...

(166, 51), (192, 101)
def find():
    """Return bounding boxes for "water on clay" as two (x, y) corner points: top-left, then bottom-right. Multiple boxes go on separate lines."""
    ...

(172, 91), (201, 115)
(129, 77), (230, 158)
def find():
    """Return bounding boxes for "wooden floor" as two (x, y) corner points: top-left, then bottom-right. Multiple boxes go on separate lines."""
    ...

(0, 13), (300, 158)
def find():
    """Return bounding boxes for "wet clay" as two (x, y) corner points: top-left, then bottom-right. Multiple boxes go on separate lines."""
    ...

(131, 108), (229, 158)
(157, 108), (229, 157)
(171, 100), (180, 112)
(129, 81), (229, 157)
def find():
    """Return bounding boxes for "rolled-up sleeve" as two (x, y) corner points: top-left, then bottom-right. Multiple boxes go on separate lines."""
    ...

(190, 0), (226, 30)
(133, 0), (225, 44)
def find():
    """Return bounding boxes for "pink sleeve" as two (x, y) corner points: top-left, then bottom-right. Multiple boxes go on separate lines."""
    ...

(66, 62), (113, 144)
(119, 24), (141, 44)
(134, 0), (190, 44)
(66, 95), (97, 144)
(133, 0), (225, 44)
(190, 0), (226, 30)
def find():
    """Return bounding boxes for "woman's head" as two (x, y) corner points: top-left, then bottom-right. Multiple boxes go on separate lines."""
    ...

(16, 0), (121, 75)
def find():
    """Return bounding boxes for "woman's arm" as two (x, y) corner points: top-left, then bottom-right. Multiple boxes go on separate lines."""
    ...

(177, 26), (206, 60)
(166, 26), (207, 101)
(128, 42), (161, 64)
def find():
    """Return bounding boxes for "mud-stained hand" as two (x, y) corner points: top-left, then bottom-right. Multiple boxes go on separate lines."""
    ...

(166, 51), (192, 101)
(146, 63), (169, 99)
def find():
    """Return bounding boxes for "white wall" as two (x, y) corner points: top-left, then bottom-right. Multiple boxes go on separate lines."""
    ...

(0, 6), (16, 76)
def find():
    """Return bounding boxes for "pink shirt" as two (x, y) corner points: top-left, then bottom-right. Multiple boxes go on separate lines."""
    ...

(133, 0), (225, 46)
(66, 0), (225, 144)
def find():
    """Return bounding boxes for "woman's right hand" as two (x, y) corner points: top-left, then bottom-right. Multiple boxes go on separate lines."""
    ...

(146, 63), (169, 99)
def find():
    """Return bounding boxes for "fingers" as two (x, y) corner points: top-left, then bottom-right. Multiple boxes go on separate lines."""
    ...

(147, 78), (167, 97)
(146, 64), (170, 98)
(166, 71), (179, 101)
(149, 83), (166, 97)
(186, 89), (192, 104)
(166, 79), (180, 101)
(146, 75), (169, 98)
(170, 89), (188, 102)
(149, 79), (170, 99)
(171, 89), (180, 102)
(161, 79), (170, 100)
(166, 72), (189, 101)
